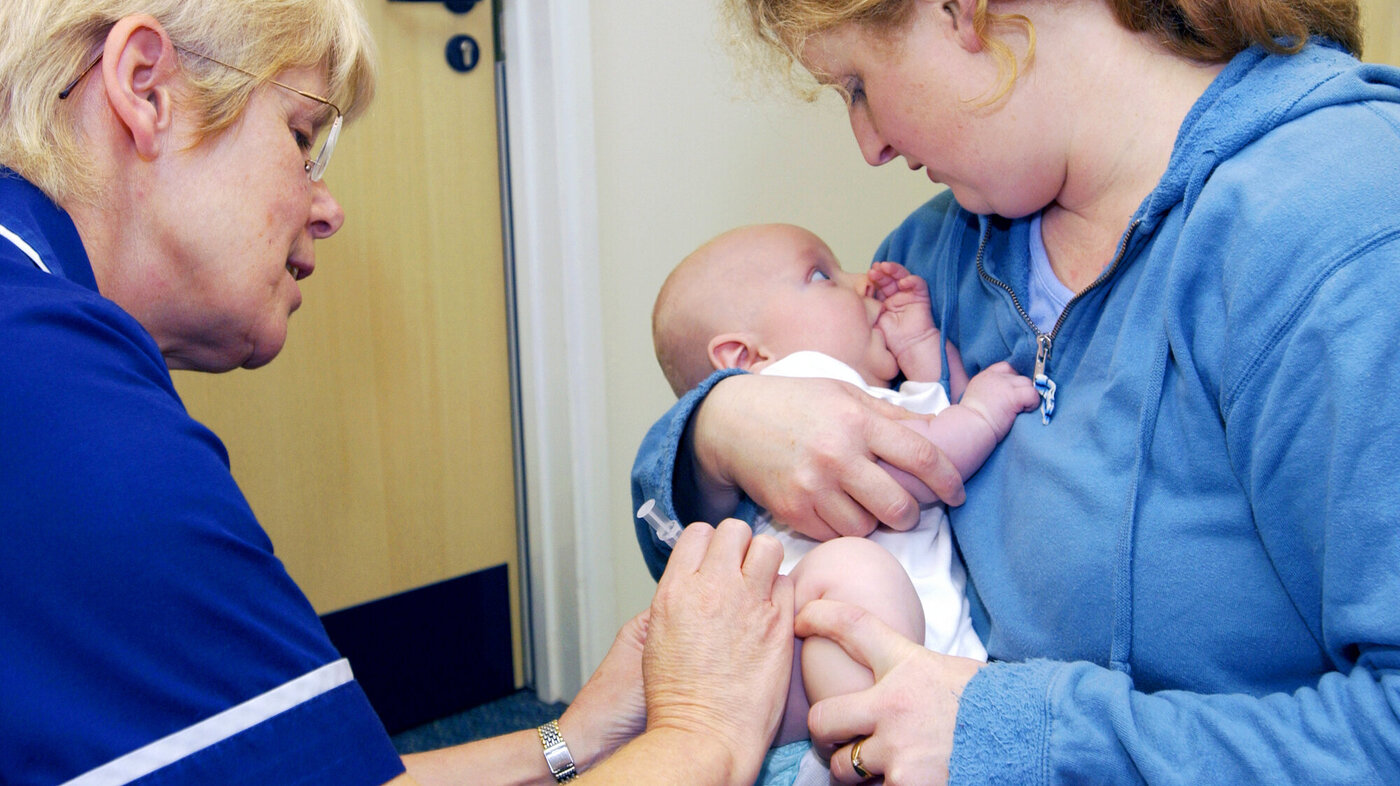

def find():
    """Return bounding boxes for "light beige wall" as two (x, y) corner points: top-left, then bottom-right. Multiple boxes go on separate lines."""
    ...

(587, 1), (938, 624)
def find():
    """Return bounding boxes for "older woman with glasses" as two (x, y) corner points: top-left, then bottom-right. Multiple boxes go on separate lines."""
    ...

(0, 2), (795, 784)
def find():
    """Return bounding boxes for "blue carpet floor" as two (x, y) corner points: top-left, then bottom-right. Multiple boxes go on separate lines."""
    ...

(391, 689), (569, 754)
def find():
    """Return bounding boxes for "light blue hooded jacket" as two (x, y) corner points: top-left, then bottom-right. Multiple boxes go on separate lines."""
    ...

(633, 41), (1400, 782)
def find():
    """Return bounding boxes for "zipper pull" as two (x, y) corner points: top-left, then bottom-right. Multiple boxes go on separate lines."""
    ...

(1033, 334), (1056, 425)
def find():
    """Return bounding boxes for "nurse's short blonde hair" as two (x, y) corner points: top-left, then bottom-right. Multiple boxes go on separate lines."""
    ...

(0, 0), (377, 204)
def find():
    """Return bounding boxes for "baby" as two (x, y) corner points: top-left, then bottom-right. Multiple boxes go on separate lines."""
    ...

(651, 223), (1039, 762)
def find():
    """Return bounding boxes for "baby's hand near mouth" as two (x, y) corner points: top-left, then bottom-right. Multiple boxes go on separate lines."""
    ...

(871, 262), (939, 375)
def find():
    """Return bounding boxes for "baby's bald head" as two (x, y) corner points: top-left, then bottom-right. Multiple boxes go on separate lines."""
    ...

(653, 227), (770, 395)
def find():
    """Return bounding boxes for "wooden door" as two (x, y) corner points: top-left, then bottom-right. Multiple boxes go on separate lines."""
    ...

(173, 0), (519, 726)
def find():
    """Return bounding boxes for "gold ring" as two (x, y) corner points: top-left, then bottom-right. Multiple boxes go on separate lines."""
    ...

(850, 736), (872, 779)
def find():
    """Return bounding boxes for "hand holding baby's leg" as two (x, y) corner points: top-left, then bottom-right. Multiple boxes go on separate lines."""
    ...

(779, 538), (925, 747)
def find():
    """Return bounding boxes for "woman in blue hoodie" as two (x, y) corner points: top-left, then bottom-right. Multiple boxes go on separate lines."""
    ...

(632, 0), (1400, 782)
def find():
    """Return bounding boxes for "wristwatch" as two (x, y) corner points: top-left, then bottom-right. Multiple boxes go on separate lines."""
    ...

(537, 719), (577, 782)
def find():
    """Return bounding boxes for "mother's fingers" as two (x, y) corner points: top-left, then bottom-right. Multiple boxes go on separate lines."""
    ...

(810, 483), (881, 538)
(865, 410), (965, 507)
(836, 458), (920, 532)
(796, 599), (916, 681)
(805, 689), (877, 760)
(831, 735), (881, 784)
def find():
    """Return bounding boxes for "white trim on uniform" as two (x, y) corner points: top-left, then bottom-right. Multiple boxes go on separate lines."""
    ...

(61, 659), (355, 786)
(0, 221), (51, 273)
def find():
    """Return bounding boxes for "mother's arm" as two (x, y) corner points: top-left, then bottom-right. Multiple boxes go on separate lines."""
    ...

(632, 369), (966, 578)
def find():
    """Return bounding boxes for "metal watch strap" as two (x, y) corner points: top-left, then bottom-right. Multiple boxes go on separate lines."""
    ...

(538, 719), (577, 782)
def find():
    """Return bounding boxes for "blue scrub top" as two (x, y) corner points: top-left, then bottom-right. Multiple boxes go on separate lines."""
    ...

(0, 170), (404, 785)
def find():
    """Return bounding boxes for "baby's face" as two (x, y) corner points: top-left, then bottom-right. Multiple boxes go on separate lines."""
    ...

(744, 225), (899, 385)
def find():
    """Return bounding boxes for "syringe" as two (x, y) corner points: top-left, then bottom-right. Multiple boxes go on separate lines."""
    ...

(636, 498), (682, 547)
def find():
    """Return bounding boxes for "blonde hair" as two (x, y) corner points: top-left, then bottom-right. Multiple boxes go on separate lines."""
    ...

(726, 0), (1034, 106)
(0, 0), (377, 205)
(726, 0), (1362, 103)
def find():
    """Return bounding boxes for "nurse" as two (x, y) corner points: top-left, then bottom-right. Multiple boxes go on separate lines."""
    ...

(0, 2), (792, 784)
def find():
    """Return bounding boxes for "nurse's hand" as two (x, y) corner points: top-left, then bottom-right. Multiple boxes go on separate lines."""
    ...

(690, 374), (965, 540)
(797, 599), (982, 785)
(402, 523), (791, 786)
(642, 519), (795, 784)
(557, 610), (650, 770)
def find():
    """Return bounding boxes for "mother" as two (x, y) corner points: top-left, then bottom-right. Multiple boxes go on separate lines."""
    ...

(2, 1), (794, 784)
(633, 0), (1400, 781)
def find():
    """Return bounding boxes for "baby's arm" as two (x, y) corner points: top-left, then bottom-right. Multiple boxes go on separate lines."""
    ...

(869, 262), (970, 397)
(881, 362), (1039, 504)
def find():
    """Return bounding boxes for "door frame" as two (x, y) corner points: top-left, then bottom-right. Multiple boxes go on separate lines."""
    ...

(500, 0), (616, 702)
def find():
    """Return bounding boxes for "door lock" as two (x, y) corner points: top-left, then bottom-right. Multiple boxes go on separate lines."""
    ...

(445, 35), (481, 73)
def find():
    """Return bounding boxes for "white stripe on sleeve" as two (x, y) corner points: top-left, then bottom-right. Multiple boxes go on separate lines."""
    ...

(62, 659), (356, 786)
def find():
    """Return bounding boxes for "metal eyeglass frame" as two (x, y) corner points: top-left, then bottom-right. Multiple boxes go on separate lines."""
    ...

(59, 45), (343, 182)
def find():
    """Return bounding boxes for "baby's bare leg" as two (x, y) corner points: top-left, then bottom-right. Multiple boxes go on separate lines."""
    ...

(773, 537), (925, 746)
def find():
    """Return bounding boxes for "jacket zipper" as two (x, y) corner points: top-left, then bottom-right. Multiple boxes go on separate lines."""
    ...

(975, 219), (1143, 424)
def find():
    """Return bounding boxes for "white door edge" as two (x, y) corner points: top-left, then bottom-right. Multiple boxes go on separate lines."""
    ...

(500, 0), (617, 703)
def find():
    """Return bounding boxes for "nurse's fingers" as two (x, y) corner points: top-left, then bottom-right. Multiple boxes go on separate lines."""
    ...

(699, 517), (755, 577)
(662, 519), (715, 577)
(740, 531), (785, 595)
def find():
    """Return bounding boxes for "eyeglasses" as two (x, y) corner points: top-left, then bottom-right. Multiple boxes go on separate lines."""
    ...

(59, 46), (343, 182)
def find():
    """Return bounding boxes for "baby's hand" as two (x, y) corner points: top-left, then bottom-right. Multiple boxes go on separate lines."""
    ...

(870, 262), (938, 372)
(959, 362), (1040, 441)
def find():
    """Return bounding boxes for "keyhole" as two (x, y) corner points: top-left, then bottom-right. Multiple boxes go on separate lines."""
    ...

(445, 34), (480, 73)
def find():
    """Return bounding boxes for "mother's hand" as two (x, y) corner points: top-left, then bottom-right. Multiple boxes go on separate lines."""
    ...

(796, 599), (983, 785)
(642, 519), (796, 782)
(691, 374), (966, 541)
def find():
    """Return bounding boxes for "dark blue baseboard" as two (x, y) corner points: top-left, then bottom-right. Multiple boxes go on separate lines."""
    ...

(321, 564), (515, 734)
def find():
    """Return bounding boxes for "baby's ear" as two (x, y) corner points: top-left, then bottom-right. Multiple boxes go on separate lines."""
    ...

(708, 333), (767, 372)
